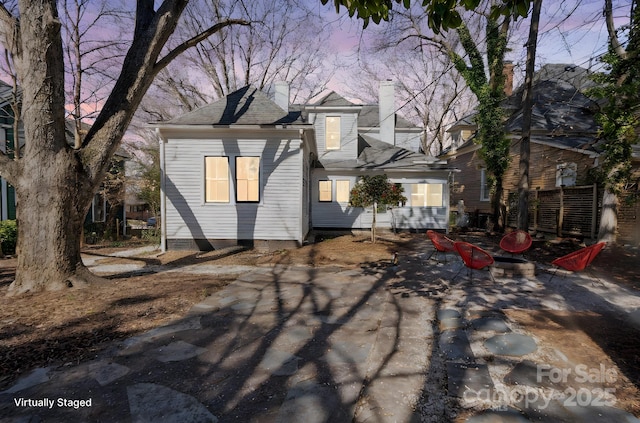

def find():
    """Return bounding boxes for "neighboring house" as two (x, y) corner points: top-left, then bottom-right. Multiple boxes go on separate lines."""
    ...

(152, 81), (456, 251)
(0, 80), (128, 239)
(441, 64), (603, 233)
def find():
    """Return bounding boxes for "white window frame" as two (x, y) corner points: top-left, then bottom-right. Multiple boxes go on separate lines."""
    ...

(556, 162), (577, 187)
(480, 169), (490, 202)
(205, 156), (230, 203)
(235, 156), (260, 203)
(336, 180), (350, 203)
(410, 183), (443, 207)
(325, 116), (341, 150)
(319, 180), (332, 202)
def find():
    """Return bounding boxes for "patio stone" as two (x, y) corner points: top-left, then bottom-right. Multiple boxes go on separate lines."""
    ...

(447, 362), (494, 398)
(471, 317), (511, 333)
(127, 383), (217, 423)
(485, 334), (537, 357)
(440, 330), (474, 362)
(465, 408), (531, 422)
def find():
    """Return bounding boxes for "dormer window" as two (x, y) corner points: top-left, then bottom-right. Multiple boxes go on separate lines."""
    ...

(325, 116), (341, 150)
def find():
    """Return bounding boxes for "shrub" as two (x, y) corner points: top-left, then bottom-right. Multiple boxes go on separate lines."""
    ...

(0, 220), (18, 255)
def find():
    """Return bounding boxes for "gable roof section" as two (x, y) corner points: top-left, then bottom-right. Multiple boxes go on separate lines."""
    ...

(444, 64), (601, 156)
(358, 105), (419, 130)
(312, 91), (357, 107)
(160, 85), (305, 126)
(318, 135), (451, 172)
(505, 80), (599, 135)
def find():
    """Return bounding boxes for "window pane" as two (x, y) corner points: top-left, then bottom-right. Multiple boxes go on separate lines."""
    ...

(236, 157), (260, 202)
(480, 169), (489, 201)
(319, 180), (332, 202)
(426, 184), (443, 207)
(411, 184), (426, 207)
(336, 180), (350, 203)
(205, 157), (229, 203)
(411, 184), (443, 207)
(325, 116), (340, 150)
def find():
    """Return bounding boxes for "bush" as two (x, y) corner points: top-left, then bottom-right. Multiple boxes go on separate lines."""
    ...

(0, 220), (18, 255)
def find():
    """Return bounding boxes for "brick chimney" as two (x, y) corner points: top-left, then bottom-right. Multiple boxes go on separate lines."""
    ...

(379, 80), (395, 145)
(503, 61), (514, 97)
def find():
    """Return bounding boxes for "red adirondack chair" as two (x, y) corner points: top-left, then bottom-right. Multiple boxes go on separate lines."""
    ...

(426, 230), (456, 263)
(500, 230), (533, 255)
(550, 242), (606, 282)
(453, 241), (495, 282)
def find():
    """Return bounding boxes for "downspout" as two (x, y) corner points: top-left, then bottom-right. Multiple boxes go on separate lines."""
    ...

(157, 129), (167, 252)
(447, 171), (453, 234)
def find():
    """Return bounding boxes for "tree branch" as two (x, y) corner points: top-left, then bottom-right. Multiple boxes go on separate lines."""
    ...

(154, 19), (250, 75)
(0, 152), (20, 185)
(604, 0), (628, 60)
(0, 3), (20, 57)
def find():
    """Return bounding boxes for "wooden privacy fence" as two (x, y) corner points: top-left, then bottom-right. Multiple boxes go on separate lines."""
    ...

(507, 184), (600, 239)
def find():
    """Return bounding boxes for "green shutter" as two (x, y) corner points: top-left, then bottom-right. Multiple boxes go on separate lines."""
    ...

(7, 184), (15, 220)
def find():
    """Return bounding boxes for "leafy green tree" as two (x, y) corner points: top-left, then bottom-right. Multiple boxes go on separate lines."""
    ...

(589, 0), (639, 243)
(321, 0), (530, 31)
(349, 175), (407, 242)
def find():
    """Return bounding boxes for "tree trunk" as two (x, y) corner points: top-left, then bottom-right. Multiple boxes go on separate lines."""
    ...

(491, 179), (505, 232)
(8, 152), (99, 295)
(598, 187), (618, 243)
(517, 0), (542, 230)
(371, 202), (377, 243)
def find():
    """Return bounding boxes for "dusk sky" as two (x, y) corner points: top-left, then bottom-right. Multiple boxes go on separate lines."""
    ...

(312, 0), (631, 95)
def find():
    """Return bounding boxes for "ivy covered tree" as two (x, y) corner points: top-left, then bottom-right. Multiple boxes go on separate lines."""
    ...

(589, 0), (639, 243)
(349, 175), (407, 242)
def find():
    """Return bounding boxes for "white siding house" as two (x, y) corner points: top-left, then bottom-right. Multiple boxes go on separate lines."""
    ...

(152, 82), (456, 251)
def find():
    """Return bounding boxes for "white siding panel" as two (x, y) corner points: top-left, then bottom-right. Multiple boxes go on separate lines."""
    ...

(310, 171), (450, 230)
(165, 136), (303, 242)
(315, 113), (359, 161)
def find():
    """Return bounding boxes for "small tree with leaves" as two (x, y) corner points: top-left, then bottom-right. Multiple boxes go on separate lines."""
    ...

(349, 175), (406, 242)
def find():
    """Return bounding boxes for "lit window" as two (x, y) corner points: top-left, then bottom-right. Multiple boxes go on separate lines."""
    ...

(411, 184), (443, 207)
(480, 169), (490, 201)
(205, 157), (230, 203)
(336, 180), (350, 203)
(236, 157), (260, 202)
(319, 180), (332, 202)
(325, 116), (341, 150)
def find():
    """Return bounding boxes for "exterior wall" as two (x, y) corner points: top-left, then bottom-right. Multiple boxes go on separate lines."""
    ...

(311, 111), (359, 161)
(448, 141), (598, 215)
(163, 129), (305, 249)
(311, 170), (449, 230)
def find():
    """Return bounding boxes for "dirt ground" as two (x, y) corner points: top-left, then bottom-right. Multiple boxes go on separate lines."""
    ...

(1, 230), (639, 416)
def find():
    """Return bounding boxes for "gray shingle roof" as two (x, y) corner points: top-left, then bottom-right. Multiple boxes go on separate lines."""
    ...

(505, 79), (599, 135)
(318, 135), (450, 171)
(161, 85), (306, 126)
(312, 91), (357, 107)
(358, 105), (418, 129)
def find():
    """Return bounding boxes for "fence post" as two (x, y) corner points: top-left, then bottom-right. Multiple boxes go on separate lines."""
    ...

(534, 188), (539, 231)
(591, 183), (598, 240)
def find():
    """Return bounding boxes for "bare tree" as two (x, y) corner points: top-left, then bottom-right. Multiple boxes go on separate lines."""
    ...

(137, 0), (334, 118)
(517, 0), (542, 230)
(0, 0), (248, 294)
(61, 0), (128, 148)
(353, 26), (474, 155)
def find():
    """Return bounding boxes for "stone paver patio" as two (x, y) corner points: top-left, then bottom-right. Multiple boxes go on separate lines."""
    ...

(1, 239), (639, 422)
